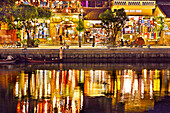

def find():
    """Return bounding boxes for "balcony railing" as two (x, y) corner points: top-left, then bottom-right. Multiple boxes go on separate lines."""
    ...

(52, 8), (80, 14)
(114, 1), (155, 6)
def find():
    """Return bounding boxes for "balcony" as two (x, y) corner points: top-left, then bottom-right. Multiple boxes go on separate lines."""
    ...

(52, 8), (80, 14)
(114, 0), (155, 6)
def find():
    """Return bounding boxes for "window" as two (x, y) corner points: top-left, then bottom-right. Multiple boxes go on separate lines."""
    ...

(130, 10), (135, 12)
(136, 10), (142, 13)
(88, 1), (95, 7)
(81, 1), (86, 7)
(125, 10), (129, 12)
(96, 1), (102, 7)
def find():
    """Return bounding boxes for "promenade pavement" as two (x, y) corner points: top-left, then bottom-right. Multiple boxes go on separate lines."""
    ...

(37, 45), (170, 49)
(0, 44), (170, 49)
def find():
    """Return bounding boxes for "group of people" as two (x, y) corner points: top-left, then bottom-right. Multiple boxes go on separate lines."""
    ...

(59, 35), (67, 46)
(118, 39), (131, 47)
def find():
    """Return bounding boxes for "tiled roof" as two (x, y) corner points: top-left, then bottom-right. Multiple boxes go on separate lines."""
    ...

(158, 5), (170, 18)
(83, 7), (110, 20)
(156, 0), (170, 5)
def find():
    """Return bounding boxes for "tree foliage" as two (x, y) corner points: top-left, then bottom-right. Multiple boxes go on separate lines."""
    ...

(13, 4), (38, 21)
(0, 0), (15, 6)
(99, 8), (127, 45)
(0, 0), (16, 23)
(99, 9), (114, 29)
(37, 7), (52, 19)
(11, 3), (51, 46)
(154, 16), (164, 32)
(76, 20), (85, 32)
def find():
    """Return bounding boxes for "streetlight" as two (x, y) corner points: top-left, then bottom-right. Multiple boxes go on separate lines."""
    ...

(14, 21), (17, 25)
(31, 19), (37, 47)
(14, 19), (20, 39)
(79, 8), (83, 47)
(47, 19), (50, 38)
(79, 13), (81, 47)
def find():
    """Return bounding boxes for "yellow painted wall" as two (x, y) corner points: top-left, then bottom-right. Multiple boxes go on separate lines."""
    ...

(153, 6), (170, 45)
(112, 5), (155, 16)
(153, 6), (166, 17)
(1, 23), (8, 30)
(84, 20), (89, 29)
(165, 18), (170, 22)
(84, 20), (102, 28)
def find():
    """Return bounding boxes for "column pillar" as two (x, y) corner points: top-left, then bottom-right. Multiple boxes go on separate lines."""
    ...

(86, 0), (88, 7)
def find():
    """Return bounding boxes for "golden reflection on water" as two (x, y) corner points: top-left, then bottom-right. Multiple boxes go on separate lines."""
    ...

(0, 68), (170, 113)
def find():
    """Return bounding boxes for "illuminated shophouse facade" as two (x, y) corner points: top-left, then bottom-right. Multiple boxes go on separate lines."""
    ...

(1, 0), (169, 46)
(81, 0), (110, 44)
(11, 0), (51, 42)
(49, 0), (83, 45)
(14, 0), (111, 45)
(111, 0), (157, 45)
(13, 0), (82, 45)
(153, 1), (170, 45)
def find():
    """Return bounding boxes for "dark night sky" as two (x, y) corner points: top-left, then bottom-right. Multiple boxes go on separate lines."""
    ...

(156, 0), (170, 2)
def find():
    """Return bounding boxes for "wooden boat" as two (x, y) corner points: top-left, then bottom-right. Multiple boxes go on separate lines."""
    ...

(27, 58), (62, 63)
(0, 59), (16, 64)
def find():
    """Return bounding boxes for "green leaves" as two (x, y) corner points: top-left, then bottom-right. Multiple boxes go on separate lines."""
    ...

(99, 8), (127, 44)
(0, 0), (15, 7)
(37, 7), (52, 19)
(75, 20), (85, 32)
(99, 9), (114, 25)
(154, 16), (165, 31)
(13, 4), (52, 21)
(13, 4), (38, 20)
(0, 0), (17, 23)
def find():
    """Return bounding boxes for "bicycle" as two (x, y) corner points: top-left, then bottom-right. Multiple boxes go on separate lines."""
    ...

(12, 41), (17, 48)
(2, 41), (7, 48)
(8, 40), (13, 48)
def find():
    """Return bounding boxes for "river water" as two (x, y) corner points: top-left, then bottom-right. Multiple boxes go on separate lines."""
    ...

(0, 63), (170, 113)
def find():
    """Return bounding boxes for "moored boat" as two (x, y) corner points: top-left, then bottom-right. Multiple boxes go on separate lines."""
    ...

(27, 58), (62, 63)
(0, 59), (16, 64)
(0, 55), (16, 64)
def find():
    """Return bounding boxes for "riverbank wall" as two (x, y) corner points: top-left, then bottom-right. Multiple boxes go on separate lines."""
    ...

(0, 48), (170, 63)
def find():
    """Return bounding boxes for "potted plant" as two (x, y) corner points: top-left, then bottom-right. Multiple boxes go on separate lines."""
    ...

(34, 39), (40, 47)
(21, 39), (27, 49)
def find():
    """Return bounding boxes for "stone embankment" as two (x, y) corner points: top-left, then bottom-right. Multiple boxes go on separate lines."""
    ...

(0, 48), (170, 63)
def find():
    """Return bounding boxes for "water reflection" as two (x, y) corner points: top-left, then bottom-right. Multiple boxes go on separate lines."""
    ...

(0, 64), (170, 113)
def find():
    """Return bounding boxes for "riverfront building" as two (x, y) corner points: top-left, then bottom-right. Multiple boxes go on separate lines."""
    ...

(0, 0), (170, 46)
(111, 0), (157, 45)
(13, 0), (83, 45)
(153, 1), (170, 45)
(82, 0), (110, 44)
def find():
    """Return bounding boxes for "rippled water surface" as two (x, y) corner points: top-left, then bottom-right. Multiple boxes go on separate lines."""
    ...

(0, 63), (170, 113)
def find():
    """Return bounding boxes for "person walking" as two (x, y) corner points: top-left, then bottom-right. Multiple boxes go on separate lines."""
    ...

(59, 47), (63, 59)
(92, 35), (95, 47)
(59, 35), (62, 45)
(120, 39), (124, 47)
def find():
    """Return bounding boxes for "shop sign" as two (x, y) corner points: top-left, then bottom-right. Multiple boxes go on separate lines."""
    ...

(51, 18), (61, 23)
